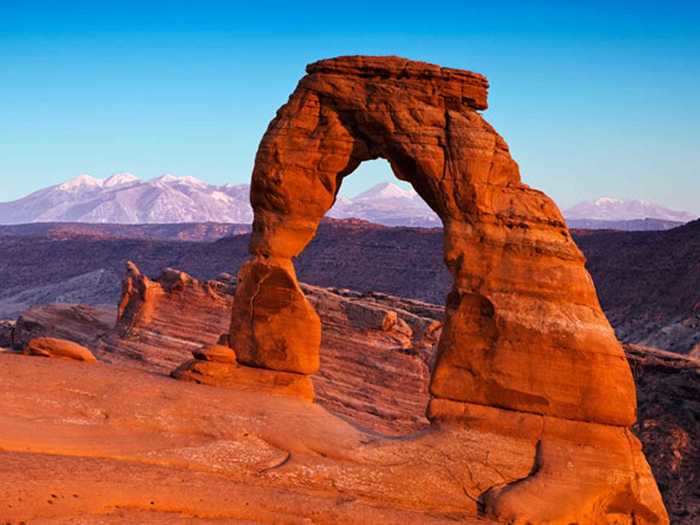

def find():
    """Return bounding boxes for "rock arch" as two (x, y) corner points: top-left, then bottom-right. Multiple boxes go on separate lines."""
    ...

(230, 55), (635, 426)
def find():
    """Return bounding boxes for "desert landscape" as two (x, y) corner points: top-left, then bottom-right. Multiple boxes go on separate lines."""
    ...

(4, 54), (698, 525)
(2, 3), (700, 524)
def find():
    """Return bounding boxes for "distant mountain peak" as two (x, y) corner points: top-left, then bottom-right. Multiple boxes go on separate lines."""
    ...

(565, 197), (697, 223)
(354, 182), (416, 201)
(594, 197), (623, 206)
(58, 174), (103, 191)
(103, 173), (140, 188)
(151, 174), (207, 187)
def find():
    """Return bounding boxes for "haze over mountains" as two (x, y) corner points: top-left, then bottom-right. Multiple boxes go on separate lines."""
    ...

(0, 174), (695, 230)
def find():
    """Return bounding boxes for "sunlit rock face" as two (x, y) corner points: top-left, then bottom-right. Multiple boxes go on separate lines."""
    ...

(226, 55), (668, 524)
(233, 55), (633, 424)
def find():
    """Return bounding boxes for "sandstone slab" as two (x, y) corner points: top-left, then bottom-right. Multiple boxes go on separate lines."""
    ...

(24, 337), (96, 362)
(172, 359), (314, 401)
(192, 344), (237, 363)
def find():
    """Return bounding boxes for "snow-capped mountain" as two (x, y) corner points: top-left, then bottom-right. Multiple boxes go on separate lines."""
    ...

(329, 182), (440, 227)
(0, 174), (253, 225)
(0, 177), (443, 227)
(12, 177), (691, 231)
(564, 197), (697, 223)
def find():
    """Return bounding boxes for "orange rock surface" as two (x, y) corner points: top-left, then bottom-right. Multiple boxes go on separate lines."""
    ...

(0, 353), (662, 524)
(0, 264), (671, 523)
(0, 56), (672, 524)
(24, 336), (96, 362)
(233, 55), (635, 427)
(224, 55), (667, 523)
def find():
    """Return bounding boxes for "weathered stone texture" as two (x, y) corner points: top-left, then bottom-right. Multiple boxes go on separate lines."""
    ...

(227, 55), (666, 524)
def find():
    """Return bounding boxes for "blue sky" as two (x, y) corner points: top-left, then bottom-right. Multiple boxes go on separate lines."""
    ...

(1, 1), (698, 211)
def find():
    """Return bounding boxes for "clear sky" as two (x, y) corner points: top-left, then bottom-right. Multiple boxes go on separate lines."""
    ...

(1, 1), (698, 211)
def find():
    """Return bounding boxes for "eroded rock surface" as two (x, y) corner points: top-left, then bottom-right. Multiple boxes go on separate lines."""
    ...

(13, 303), (115, 350)
(109, 262), (442, 434)
(628, 344), (700, 524)
(24, 337), (96, 362)
(5, 264), (683, 523)
(222, 55), (666, 523)
(234, 55), (636, 429)
(99, 262), (235, 371)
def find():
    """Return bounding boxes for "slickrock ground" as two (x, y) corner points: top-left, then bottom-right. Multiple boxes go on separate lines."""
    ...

(0, 354), (493, 525)
(1, 266), (689, 523)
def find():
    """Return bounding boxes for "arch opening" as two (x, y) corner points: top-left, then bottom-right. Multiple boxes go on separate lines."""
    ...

(326, 158), (441, 228)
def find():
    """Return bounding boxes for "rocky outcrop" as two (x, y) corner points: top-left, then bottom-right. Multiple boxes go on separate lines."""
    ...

(102, 262), (235, 371)
(628, 344), (700, 524)
(172, 355), (315, 401)
(24, 337), (96, 362)
(9, 264), (684, 522)
(108, 262), (442, 434)
(224, 56), (665, 523)
(234, 55), (636, 425)
(13, 303), (115, 350)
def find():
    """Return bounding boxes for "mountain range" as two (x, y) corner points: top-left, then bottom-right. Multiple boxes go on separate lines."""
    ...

(0, 174), (695, 230)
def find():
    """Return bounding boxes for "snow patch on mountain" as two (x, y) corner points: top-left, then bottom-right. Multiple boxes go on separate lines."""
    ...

(58, 175), (103, 191)
(564, 197), (697, 222)
(6, 176), (692, 231)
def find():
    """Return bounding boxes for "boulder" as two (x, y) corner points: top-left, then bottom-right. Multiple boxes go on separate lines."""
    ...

(192, 344), (236, 363)
(172, 359), (314, 401)
(230, 259), (321, 374)
(24, 337), (96, 362)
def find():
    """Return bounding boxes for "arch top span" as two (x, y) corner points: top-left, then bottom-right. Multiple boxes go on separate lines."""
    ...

(305, 55), (490, 110)
(230, 55), (637, 429)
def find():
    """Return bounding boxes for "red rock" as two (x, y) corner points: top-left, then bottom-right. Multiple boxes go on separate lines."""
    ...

(24, 337), (96, 362)
(102, 261), (234, 371)
(171, 359), (315, 401)
(227, 55), (666, 524)
(229, 259), (320, 374)
(231, 55), (636, 428)
(13, 304), (114, 350)
(192, 344), (236, 363)
(11, 265), (675, 523)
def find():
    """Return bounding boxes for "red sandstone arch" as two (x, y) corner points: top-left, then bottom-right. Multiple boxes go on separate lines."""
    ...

(229, 55), (636, 427)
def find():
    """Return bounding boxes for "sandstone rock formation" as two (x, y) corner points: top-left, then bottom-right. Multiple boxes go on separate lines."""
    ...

(629, 344), (700, 523)
(108, 262), (441, 433)
(24, 337), (96, 362)
(227, 55), (667, 523)
(192, 344), (236, 363)
(7, 264), (690, 522)
(13, 303), (115, 350)
(105, 262), (235, 370)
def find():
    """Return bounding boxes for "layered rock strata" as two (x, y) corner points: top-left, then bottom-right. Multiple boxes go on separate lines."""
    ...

(5, 265), (681, 522)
